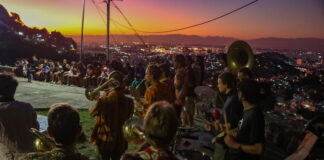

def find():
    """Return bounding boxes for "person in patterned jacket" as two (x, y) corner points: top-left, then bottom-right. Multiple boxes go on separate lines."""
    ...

(89, 71), (134, 160)
(25, 103), (88, 160)
(122, 101), (179, 160)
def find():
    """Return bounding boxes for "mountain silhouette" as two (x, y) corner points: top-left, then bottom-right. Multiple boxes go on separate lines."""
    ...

(0, 4), (77, 65)
(69, 34), (324, 52)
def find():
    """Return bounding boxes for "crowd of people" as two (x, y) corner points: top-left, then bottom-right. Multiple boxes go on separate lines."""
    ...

(1, 52), (323, 160)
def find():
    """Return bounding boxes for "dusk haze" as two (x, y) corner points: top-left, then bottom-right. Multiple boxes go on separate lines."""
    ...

(1, 0), (324, 39)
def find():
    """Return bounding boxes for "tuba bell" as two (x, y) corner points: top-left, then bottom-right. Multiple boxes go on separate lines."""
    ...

(226, 40), (254, 73)
(122, 114), (145, 144)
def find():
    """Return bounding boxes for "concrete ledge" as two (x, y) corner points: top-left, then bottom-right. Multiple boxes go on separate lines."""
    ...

(0, 65), (15, 73)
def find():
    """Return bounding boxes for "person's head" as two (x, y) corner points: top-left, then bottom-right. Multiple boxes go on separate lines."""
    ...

(217, 72), (236, 94)
(185, 55), (193, 66)
(63, 59), (67, 64)
(47, 103), (81, 146)
(32, 56), (38, 61)
(158, 63), (171, 79)
(111, 60), (121, 71)
(0, 73), (18, 100)
(237, 79), (260, 106)
(144, 101), (178, 149)
(145, 65), (161, 83)
(87, 64), (94, 70)
(173, 54), (185, 69)
(237, 67), (252, 83)
(108, 71), (124, 90)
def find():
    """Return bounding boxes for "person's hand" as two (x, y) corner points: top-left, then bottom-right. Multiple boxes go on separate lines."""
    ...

(135, 101), (143, 108)
(205, 123), (212, 132)
(214, 120), (223, 131)
(224, 135), (240, 149)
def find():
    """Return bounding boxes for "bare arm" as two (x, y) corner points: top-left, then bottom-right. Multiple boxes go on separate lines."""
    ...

(225, 135), (264, 155)
(89, 99), (101, 117)
(240, 143), (264, 155)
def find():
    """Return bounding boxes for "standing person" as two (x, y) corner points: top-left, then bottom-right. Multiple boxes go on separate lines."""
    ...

(0, 73), (39, 158)
(134, 65), (174, 115)
(27, 63), (35, 82)
(173, 54), (195, 126)
(131, 63), (145, 88)
(205, 72), (244, 160)
(89, 71), (134, 160)
(122, 101), (179, 160)
(224, 79), (265, 160)
(25, 103), (89, 160)
(196, 55), (205, 85)
(158, 63), (175, 104)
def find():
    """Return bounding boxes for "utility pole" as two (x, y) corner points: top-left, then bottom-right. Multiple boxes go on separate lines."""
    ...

(80, 0), (86, 62)
(106, 0), (111, 61)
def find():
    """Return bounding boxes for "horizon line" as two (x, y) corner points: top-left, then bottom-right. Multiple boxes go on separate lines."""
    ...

(64, 34), (324, 40)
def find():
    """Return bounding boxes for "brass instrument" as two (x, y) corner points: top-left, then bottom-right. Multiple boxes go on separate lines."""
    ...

(218, 40), (254, 135)
(30, 128), (56, 152)
(227, 40), (254, 74)
(124, 86), (146, 144)
(122, 114), (145, 144)
(85, 77), (120, 100)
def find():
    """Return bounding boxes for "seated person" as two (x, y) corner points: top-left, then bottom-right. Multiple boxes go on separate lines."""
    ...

(122, 101), (179, 160)
(224, 79), (265, 160)
(0, 73), (39, 155)
(25, 103), (88, 160)
(84, 64), (96, 87)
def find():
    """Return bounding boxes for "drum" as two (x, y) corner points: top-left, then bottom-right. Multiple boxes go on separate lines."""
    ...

(176, 131), (214, 160)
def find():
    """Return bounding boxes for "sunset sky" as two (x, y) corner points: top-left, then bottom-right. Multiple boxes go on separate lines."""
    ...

(1, 0), (324, 39)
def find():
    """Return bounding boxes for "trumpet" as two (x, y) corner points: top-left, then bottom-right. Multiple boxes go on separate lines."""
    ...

(85, 78), (120, 101)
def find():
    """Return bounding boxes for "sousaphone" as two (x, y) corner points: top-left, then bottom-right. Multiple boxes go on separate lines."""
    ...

(227, 40), (254, 73)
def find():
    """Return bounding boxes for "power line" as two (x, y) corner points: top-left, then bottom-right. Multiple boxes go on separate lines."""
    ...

(111, 1), (148, 48)
(91, 0), (106, 25)
(91, 0), (118, 45)
(112, 0), (258, 34)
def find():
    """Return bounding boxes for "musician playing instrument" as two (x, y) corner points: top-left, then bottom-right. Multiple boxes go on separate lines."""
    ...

(25, 103), (88, 160)
(89, 71), (134, 160)
(134, 65), (174, 115)
(205, 72), (243, 160)
(122, 101), (179, 160)
(224, 80), (265, 160)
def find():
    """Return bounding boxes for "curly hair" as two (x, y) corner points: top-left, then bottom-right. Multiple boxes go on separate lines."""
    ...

(144, 101), (179, 148)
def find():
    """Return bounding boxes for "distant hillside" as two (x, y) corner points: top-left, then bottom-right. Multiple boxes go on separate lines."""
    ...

(70, 34), (324, 51)
(0, 4), (77, 64)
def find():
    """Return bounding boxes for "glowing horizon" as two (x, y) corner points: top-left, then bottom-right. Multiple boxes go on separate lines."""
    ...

(2, 0), (324, 39)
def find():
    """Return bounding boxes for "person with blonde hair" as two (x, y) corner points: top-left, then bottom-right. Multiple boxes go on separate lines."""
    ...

(122, 101), (179, 160)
